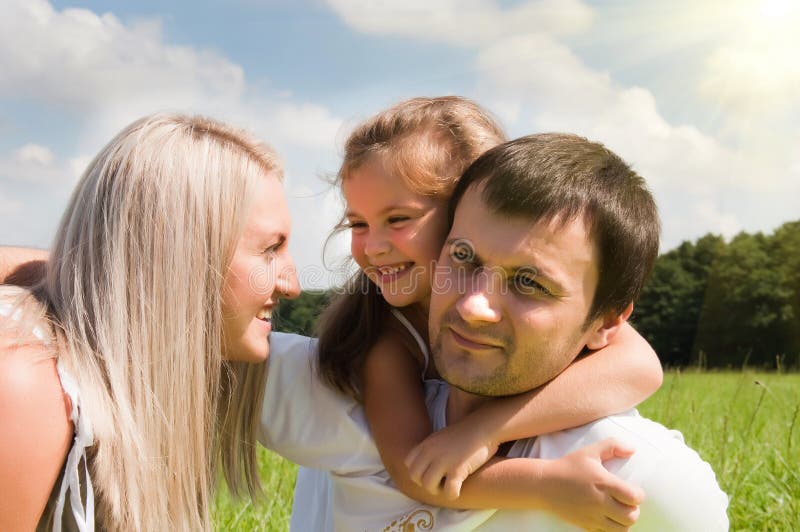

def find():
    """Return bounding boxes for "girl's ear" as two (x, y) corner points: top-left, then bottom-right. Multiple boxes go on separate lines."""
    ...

(584, 302), (634, 351)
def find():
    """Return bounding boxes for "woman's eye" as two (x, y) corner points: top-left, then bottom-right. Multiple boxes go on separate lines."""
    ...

(263, 246), (279, 260)
(263, 236), (287, 258)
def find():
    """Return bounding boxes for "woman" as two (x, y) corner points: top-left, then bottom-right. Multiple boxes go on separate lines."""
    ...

(0, 114), (299, 530)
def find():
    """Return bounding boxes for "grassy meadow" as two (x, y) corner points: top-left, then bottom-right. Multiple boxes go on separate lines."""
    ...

(213, 371), (800, 531)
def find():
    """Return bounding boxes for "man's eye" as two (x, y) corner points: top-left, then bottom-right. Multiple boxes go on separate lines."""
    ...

(449, 239), (475, 263)
(514, 270), (551, 296)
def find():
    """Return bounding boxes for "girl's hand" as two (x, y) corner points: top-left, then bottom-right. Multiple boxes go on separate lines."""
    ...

(538, 438), (644, 531)
(404, 421), (500, 500)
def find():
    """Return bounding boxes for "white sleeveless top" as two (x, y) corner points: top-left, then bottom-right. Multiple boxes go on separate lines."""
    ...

(52, 359), (95, 532)
(389, 308), (431, 379)
(0, 302), (95, 531)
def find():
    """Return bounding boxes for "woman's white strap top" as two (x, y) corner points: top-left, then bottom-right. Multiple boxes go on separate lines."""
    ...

(0, 302), (94, 531)
(52, 359), (95, 532)
(389, 308), (431, 379)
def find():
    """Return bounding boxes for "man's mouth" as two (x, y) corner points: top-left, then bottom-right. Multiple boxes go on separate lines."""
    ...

(448, 326), (503, 350)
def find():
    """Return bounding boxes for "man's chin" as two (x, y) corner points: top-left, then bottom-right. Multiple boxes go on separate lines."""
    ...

(439, 369), (506, 397)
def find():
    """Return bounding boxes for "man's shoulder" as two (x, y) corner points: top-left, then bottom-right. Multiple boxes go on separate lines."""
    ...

(510, 411), (730, 531)
(535, 410), (687, 457)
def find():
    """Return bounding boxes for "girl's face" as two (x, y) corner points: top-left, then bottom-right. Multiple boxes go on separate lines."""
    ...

(343, 157), (449, 309)
(222, 175), (300, 363)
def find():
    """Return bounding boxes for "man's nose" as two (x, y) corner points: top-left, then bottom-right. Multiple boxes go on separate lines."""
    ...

(455, 268), (501, 324)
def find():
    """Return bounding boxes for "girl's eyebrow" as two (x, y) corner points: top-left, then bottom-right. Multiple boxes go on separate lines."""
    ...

(345, 203), (428, 218)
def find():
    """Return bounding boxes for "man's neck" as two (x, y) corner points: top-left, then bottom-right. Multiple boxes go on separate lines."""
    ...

(446, 386), (493, 425)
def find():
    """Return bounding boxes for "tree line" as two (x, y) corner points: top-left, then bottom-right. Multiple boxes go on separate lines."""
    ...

(275, 220), (800, 369)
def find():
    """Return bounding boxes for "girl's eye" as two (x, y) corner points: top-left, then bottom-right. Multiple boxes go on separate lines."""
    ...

(388, 215), (410, 225)
(346, 220), (367, 230)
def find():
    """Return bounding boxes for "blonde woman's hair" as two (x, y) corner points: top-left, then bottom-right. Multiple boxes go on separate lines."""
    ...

(23, 113), (280, 530)
(317, 96), (506, 398)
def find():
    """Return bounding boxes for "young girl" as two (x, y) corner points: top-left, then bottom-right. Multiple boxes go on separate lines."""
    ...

(316, 96), (663, 529)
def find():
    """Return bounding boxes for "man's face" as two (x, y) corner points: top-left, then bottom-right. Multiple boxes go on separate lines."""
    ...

(429, 184), (602, 396)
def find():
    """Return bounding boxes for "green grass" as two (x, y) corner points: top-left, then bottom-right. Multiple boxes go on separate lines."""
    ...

(213, 371), (800, 530)
(212, 448), (297, 531)
(638, 371), (800, 531)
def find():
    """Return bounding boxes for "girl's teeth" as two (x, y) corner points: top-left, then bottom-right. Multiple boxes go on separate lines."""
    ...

(379, 264), (408, 275)
(256, 309), (272, 320)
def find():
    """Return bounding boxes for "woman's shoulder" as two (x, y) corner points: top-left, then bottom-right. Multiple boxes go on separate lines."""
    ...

(0, 333), (72, 441)
(0, 336), (73, 530)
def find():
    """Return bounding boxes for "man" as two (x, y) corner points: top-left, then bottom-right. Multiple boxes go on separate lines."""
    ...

(415, 133), (729, 529)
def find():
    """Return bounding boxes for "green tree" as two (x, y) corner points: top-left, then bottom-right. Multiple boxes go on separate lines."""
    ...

(634, 234), (724, 366)
(696, 229), (797, 367)
(274, 290), (330, 336)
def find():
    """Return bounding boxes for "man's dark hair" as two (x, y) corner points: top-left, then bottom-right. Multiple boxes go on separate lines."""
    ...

(448, 133), (660, 323)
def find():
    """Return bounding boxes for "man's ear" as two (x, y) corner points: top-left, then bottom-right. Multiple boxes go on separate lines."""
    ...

(584, 302), (634, 351)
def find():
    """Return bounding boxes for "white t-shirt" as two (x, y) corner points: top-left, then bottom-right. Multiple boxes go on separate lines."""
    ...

(259, 332), (729, 531)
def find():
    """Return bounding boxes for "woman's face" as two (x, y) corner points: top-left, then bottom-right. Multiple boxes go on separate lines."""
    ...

(222, 175), (300, 363)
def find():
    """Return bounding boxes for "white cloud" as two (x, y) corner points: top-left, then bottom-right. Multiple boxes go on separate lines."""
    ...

(0, 0), (347, 279)
(0, 143), (73, 184)
(699, 42), (800, 114)
(695, 0), (800, 115)
(325, 0), (593, 47)
(474, 33), (795, 249)
(0, 0), (342, 151)
(694, 201), (742, 240)
(0, 1), (243, 109)
(15, 144), (55, 166)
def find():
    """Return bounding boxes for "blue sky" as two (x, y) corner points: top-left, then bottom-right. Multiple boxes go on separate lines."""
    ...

(2, 0), (798, 288)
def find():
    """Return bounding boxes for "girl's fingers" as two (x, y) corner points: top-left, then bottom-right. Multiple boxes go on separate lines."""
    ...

(419, 464), (445, 495)
(405, 449), (426, 486)
(404, 445), (421, 469)
(606, 475), (645, 507)
(605, 496), (640, 528)
(594, 438), (636, 462)
(595, 515), (633, 532)
(442, 470), (467, 500)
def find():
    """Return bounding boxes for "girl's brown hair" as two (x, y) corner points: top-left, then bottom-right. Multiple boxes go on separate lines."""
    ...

(316, 96), (506, 399)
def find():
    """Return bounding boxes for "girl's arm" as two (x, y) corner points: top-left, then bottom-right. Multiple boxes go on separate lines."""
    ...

(405, 321), (662, 498)
(362, 331), (643, 530)
(0, 246), (48, 285)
